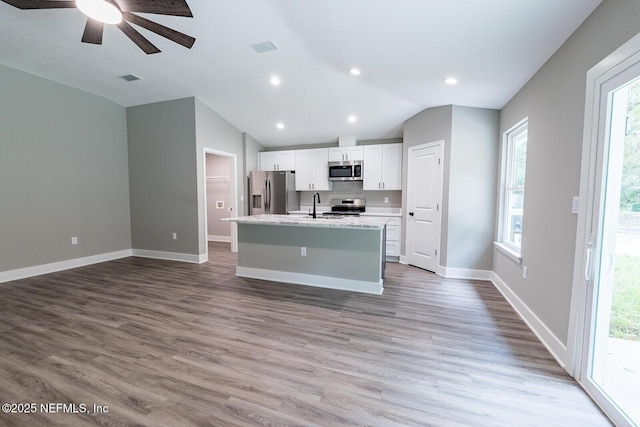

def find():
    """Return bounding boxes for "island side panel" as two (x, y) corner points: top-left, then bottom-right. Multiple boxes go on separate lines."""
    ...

(236, 223), (384, 291)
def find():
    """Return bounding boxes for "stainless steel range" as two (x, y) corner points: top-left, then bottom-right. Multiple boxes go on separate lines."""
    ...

(323, 198), (365, 217)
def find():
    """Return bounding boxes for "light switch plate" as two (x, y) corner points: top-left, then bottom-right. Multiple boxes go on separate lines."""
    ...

(572, 196), (579, 214)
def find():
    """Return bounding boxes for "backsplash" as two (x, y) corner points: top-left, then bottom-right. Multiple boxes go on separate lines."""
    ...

(298, 181), (401, 209)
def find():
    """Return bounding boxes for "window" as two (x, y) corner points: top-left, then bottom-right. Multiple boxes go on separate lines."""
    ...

(501, 119), (528, 256)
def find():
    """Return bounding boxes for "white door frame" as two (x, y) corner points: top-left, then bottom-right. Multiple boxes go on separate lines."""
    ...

(568, 31), (640, 426)
(203, 148), (238, 256)
(404, 141), (444, 274)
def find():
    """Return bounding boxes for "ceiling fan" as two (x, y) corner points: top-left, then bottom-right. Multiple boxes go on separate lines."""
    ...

(1, 0), (196, 54)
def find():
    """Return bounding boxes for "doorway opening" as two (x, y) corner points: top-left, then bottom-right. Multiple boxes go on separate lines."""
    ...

(202, 148), (238, 259)
(206, 153), (233, 243)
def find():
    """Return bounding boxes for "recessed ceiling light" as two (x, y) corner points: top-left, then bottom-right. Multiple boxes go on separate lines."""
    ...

(348, 115), (357, 123)
(270, 76), (281, 86)
(276, 122), (285, 130)
(444, 77), (458, 85)
(349, 68), (361, 76)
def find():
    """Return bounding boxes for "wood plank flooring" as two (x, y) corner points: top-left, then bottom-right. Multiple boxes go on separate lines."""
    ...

(0, 242), (611, 426)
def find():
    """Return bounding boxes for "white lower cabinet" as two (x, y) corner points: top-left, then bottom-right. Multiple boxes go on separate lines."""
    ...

(365, 216), (401, 260)
(385, 217), (401, 259)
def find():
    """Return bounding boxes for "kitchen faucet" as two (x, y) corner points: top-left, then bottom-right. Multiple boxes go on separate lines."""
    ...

(312, 192), (321, 218)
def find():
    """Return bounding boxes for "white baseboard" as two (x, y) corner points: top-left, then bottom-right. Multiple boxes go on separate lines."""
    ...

(396, 256), (490, 281)
(0, 249), (132, 284)
(441, 267), (492, 281)
(236, 266), (384, 295)
(132, 249), (207, 264)
(490, 271), (569, 370)
(208, 235), (231, 242)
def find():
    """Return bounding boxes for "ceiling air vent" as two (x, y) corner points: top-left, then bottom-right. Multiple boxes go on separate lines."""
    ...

(250, 41), (278, 54)
(119, 74), (142, 82)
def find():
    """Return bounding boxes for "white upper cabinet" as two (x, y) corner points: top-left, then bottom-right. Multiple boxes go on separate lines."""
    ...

(295, 148), (332, 191)
(259, 150), (295, 171)
(363, 143), (402, 190)
(328, 146), (364, 162)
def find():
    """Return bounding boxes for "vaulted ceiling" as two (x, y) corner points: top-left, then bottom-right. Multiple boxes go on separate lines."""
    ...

(0, 0), (602, 146)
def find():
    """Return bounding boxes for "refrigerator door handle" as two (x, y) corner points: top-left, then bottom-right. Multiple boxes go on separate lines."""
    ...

(263, 175), (268, 212)
(267, 176), (271, 213)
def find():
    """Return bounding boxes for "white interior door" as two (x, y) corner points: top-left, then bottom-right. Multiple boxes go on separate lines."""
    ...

(406, 142), (442, 272)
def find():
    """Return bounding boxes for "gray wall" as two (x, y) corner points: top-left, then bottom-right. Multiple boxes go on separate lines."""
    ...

(206, 154), (232, 238)
(195, 98), (245, 254)
(449, 106), (499, 270)
(403, 105), (498, 271)
(402, 105), (452, 264)
(0, 64), (131, 272)
(127, 97), (247, 258)
(127, 98), (199, 255)
(495, 0), (640, 345)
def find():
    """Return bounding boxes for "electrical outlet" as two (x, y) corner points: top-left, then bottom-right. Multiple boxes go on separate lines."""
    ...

(522, 266), (528, 279)
(71, 236), (78, 245)
(172, 232), (177, 240)
(384, 197), (389, 204)
(301, 247), (307, 256)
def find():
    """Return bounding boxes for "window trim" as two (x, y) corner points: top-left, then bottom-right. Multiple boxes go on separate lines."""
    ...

(498, 118), (528, 260)
(494, 241), (523, 264)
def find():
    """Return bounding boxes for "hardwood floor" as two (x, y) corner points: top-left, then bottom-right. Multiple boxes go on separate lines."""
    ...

(0, 242), (611, 426)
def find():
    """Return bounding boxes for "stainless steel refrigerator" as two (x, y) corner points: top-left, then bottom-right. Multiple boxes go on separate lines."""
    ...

(249, 170), (299, 215)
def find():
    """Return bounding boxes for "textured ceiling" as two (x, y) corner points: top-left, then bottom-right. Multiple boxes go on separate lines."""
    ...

(0, 0), (602, 146)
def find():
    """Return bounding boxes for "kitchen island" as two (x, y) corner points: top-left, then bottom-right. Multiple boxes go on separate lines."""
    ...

(222, 214), (389, 294)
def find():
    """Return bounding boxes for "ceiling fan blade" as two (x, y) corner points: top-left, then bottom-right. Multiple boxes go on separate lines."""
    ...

(113, 0), (192, 17)
(1, 0), (76, 9)
(123, 12), (195, 49)
(81, 18), (104, 44)
(117, 19), (160, 54)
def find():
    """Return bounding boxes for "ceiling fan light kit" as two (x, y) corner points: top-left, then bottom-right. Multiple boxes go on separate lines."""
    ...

(76, 0), (121, 24)
(1, 0), (195, 54)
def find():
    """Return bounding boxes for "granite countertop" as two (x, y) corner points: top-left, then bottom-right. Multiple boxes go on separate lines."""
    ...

(290, 207), (401, 217)
(360, 209), (401, 217)
(222, 214), (390, 229)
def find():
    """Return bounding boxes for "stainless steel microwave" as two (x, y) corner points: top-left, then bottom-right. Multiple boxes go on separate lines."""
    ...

(328, 160), (363, 181)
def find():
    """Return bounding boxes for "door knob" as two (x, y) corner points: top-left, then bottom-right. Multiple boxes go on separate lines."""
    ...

(409, 212), (414, 216)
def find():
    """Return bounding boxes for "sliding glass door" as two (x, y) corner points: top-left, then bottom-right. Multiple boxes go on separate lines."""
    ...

(575, 46), (640, 427)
